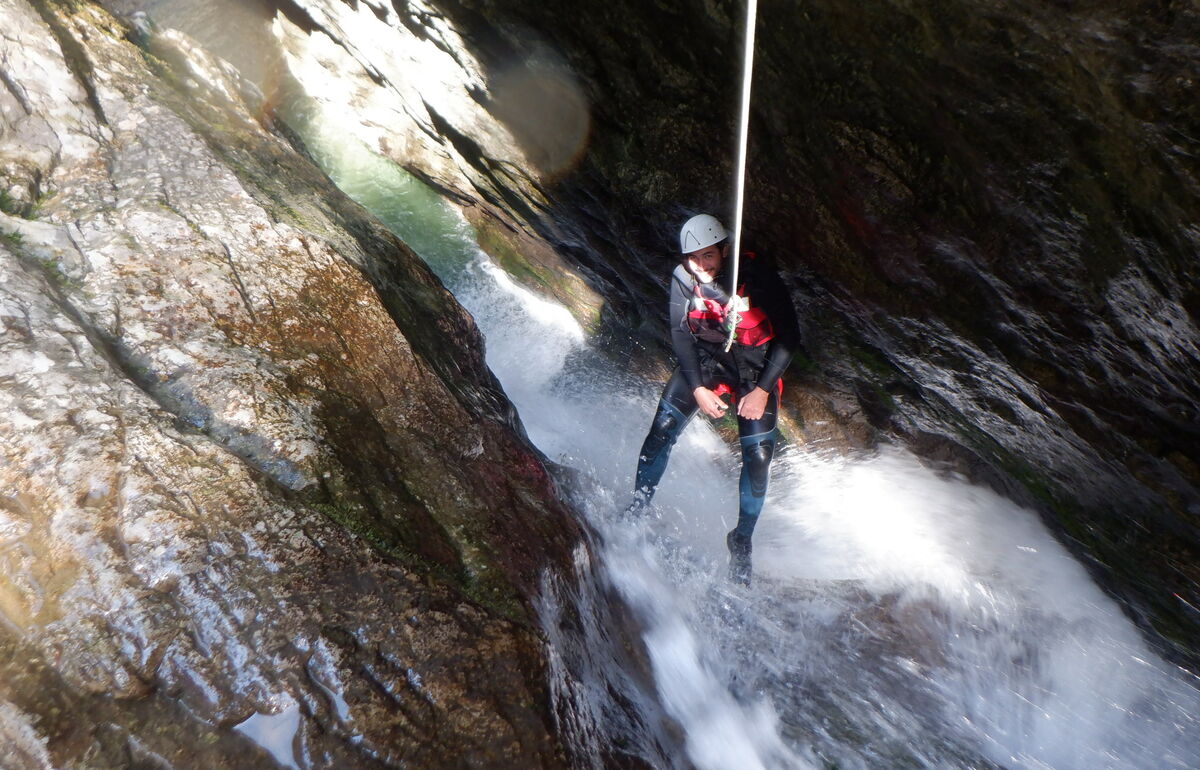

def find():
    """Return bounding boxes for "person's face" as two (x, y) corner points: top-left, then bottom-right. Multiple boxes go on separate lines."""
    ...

(685, 243), (726, 284)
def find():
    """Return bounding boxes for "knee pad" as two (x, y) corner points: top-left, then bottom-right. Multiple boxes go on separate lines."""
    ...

(636, 401), (689, 496)
(642, 402), (686, 455)
(651, 408), (680, 437)
(741, 439), (776, 498)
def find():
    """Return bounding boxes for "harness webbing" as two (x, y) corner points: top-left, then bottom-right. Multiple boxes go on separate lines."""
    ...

(725, 0), (758, 352)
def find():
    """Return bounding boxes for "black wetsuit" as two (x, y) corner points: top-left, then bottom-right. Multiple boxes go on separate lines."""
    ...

(632, 252), (800, 539)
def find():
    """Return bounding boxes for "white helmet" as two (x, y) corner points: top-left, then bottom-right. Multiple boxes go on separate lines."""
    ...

(679, 213), (727, 253)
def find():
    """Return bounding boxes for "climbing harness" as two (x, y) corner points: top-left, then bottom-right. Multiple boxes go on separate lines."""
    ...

(725, 0), (758, 352)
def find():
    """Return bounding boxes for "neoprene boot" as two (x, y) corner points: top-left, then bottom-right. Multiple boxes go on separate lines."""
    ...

(726, 529), (752, 586)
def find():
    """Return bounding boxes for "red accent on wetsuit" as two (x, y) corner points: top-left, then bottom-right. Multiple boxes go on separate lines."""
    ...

(711, 379), (783, 405)
(685, 253), (775, 348)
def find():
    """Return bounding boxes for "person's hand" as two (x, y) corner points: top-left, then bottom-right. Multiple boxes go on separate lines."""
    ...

(692, 386), (728, 419)
(737, 386), (770, 420)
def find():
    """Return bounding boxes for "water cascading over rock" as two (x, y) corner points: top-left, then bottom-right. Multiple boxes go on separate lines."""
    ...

(240, 0), (1200, 670)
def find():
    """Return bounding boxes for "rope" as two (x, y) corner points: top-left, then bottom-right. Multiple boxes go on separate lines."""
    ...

(724, 0), (758, 352)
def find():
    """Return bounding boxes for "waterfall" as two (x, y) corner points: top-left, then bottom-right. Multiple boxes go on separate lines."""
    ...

(290, 101), (1200, 769)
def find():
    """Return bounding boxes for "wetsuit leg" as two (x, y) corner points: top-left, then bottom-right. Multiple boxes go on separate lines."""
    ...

(630, 370), (697, 511)
(732, 387), (780, 538)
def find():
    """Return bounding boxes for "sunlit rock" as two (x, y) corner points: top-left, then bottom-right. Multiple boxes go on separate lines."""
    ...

(267, 0), (604, 328)
(0, 0), (590, 765)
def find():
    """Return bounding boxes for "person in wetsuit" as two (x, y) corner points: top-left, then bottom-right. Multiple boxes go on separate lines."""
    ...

(629, 213), (800, 585)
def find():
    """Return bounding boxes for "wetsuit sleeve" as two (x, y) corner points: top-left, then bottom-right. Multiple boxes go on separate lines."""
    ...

(753, 260), (801, 393)
(668, 270), (705, 391)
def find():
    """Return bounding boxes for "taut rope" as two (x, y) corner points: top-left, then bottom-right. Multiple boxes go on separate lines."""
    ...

(725, 0), (758, 352)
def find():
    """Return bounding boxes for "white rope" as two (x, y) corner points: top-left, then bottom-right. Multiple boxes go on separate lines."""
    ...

(724, 0), (758, 352)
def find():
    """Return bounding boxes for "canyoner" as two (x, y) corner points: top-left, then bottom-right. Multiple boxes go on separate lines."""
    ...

(625, 0), (801, 585)
(626, 213), (801, 585)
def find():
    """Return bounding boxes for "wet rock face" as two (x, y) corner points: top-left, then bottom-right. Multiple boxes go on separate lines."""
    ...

(0, 0), (585, 765)
(239, 0), (1199, 666)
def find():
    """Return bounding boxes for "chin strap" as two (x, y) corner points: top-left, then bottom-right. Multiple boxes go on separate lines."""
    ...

(725, 0), (758, 352)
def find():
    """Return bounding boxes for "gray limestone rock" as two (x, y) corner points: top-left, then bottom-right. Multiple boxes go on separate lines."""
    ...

(0, 0), (589, 765)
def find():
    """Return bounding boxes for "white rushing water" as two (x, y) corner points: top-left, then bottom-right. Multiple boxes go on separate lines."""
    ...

(288, 104), (1200, 770)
